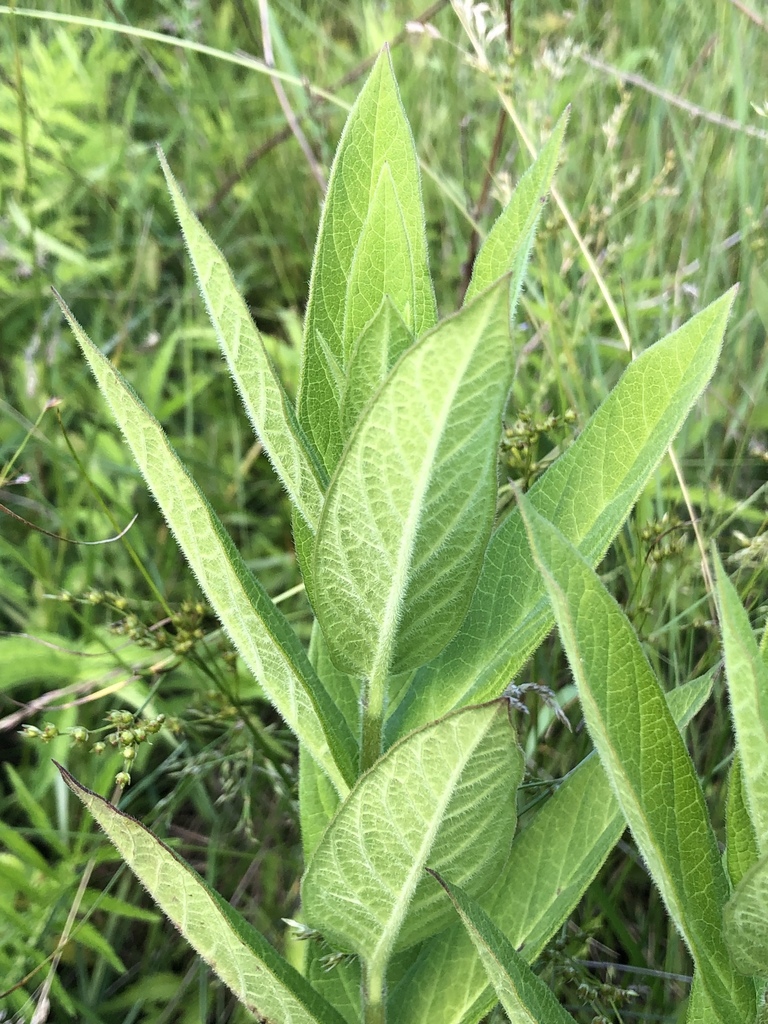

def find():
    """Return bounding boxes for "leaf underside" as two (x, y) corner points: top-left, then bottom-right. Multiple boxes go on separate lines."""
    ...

(56, 763), (347, 1024)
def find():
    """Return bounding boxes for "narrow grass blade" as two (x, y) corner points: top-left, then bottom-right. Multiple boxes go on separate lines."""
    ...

(299, 47), (436, 471)
(56, 764), (347, 1024)
(313, 278), (513, 677)
(430, 873), (578, 1024)
(724, 850), (768, 975)
(159, 150), (327, 533)
(518, 494), (754, 1022)
(713, 550), (768, 851)
(302, 701), (523, 989)
(464, 107), (568, 305)
(58, 297), (355, 795)
(388, 676), (713, 1024)
(390, 288), (737, 742)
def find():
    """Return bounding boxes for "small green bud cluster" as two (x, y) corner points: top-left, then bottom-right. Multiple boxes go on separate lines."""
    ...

(542, 926), (641, 1019)
(56, 590), (215, 658)
(499, 407), (577, 492)
(640, 512), (687, 565)
(20, 708), (168, 789)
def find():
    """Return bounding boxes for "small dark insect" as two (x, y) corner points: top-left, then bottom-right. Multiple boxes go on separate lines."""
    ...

(502, 681), (571, 730)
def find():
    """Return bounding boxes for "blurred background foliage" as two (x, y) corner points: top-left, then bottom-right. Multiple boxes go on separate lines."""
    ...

(0, 1), (766, 1021)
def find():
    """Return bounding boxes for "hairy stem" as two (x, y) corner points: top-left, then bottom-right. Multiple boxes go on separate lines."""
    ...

(362, 961), (386, 1024)
(360, 664), (388, 773)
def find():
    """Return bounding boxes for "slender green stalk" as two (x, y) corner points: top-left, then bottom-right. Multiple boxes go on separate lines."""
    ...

(362, 961), (386, 1024)
(361, 664), (388, 773)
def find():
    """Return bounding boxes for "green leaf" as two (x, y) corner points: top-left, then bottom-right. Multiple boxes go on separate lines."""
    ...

(389, 288), (737, 741)
(299, 47), (436, 471)
(713, 550), (768, 852)
(464, 106), (569, 305)
(430, 872), (578, 1024)
(299, 745), (340, 863)
(724, 850), (768, 976)
(726, 754), (760, 890)
(302, 701), (523, 988)
(343, 165), (417, 356)
(312, 278), (513, 677)
(340, 296), (414, 443)
(158, 150), (327, 533)
(387, 676), (713, 1024)
(518, 493), (754, 1022)
(58, 296), (355, 796)
(686, 974), (721, 1024)
(56, 763), (347, 1024)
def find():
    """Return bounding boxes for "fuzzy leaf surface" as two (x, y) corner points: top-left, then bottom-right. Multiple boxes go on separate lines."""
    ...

(340, 296), (413, 443)
(519, 495), (754, 1022)
(713, 550), (768, 852)
(388, 676), (713, 1024)
(464, 107), (568, 305)
(726, 755), (760, 890)
(389, 289), (736, 741)
(302, 701), (523, 978)
(685, 975), (720, 1024)
(431, 873), (578, 1024)
(59, 298), (355, 795)
(724, 850), (768, 975)
(343, 165), (416, 358)
(313, 279), (513, 677)
(56, 764), (347, 1024)
(299, 47), (435, 471)
(159, 151), (327, 533)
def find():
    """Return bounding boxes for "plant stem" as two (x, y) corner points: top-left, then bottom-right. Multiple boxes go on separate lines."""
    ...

(360, 663), (388, 773)
(362, 961), (386, 1024)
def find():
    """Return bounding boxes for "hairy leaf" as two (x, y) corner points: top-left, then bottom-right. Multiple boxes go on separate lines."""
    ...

(340, 296), (413, 443)
(159, 150), (327, 533)
(302, 701), (523, 985)
(58, 296), (355, 795)
(388, 676), (713, 1024)
(430, 873), (578, 1024)
(390, 289), (737, 741)
(313, 278), (513, 677)
(519, 494), (754, 1022)
(299, 47), (435, 471)
(726, 754), (760, 891)
(56, 764), (347, 1024)
(724, 851), (768, 976)
(464, 107), (568, 305)
(713, 550), (768, 852)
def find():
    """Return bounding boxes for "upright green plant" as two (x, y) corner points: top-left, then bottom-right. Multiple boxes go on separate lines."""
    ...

(55, 49), (762, 1023)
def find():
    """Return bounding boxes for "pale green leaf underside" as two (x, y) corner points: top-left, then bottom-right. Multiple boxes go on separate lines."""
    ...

(341, 296), (414, 444)
(519, 496), (754, 1022)
(313, 278), (513, 677)
(302, 701), (523, 975)
(724, 850), (768, 976)
(299, 623), (362, 862)
(686, 974), (721, 1024)
(388, 677), (712, 1024)
(431, 874), (578, 1024)
(299, 47), (436, 471)
(343, 164), (416, 355)
(56, 764), (346, 1024)
(59, 298), (355, 796)
(389, 288), (737, 742)
(726, 755), (760, 890)
(158, 151), (327, 533)
(464, 106), (569, 305)
(713, 551), (768, 852)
